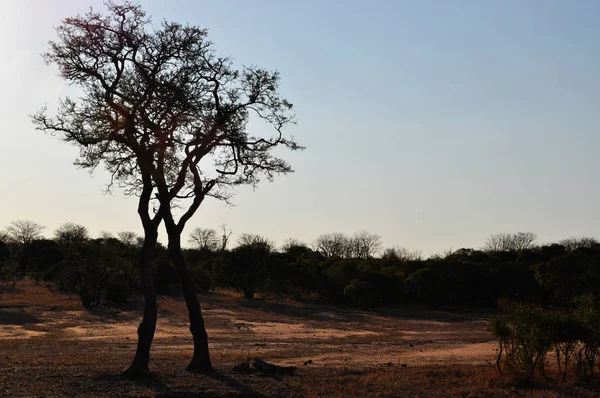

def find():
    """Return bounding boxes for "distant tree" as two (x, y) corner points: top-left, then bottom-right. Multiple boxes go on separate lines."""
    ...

(281, 238), (306, 253)
(382, 246), (423, 261)
(33, 0), (300, 374)
(117, 231), (138, 246)
(99, 231), (115, 240)
(188, 228), (219, 251)
(484, 232), (537, 252)
(54, 223), (89, 246)
(4, 220), (45, 245)
(19, 239), (64, 275)
(348, 230), (382, 259)
(219, 224), (233, 251)
(237, 233), (274, 249)
(559, 237), (599, 252)
(220, 236), (272, 299)
(313, 233), (350, 258)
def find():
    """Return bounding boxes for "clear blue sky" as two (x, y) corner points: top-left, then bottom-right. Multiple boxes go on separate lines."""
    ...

(1, 0), (599, 254)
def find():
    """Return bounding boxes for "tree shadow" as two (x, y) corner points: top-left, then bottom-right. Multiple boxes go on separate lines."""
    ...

(206, 370), (265, 397)
(229, 298), (489, 324)
(115, 370), (264, 397)
(0, 308), (41, 325)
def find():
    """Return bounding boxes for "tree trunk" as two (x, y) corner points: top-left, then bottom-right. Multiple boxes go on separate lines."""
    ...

(168, 232), (213, 372)
(122, 228), (158, 378)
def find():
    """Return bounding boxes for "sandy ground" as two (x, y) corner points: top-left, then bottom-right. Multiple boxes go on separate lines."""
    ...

(0, 280), (496, 369)
(0, 280), (531, 397)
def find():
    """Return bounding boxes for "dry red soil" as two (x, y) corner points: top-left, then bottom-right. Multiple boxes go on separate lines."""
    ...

(1, 280), (598, 397)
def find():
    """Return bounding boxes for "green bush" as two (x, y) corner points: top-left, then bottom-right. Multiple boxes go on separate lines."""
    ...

(490, 297), (600, 381)
(215, 243), (271, 299)
(105, 260), (138, 304)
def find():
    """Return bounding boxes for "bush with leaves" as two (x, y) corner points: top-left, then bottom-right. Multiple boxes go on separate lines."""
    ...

(20, 239), (64, 278)
(572, 294), (600, 377)
(264, 252), (319, 299)
(44, 239), (137, 307)
(489, 299), (555, 379)
(490, 296), (600, 381)
(216, 242), (271, 299)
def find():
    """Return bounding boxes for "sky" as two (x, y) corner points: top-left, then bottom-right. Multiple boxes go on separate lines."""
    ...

(1, 0), (599, 254)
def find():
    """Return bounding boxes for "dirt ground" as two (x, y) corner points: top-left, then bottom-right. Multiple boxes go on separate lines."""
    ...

(0, 280), (598, 397)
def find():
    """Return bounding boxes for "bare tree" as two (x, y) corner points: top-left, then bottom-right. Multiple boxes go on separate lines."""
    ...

(188, 228), (218, 251)
(4, 220), (45, 245)
(483, 233), (511, 252)
(237, 233), (274, 250)
(349, 230), (382, 259)
(54, 223), (89, 246)
(281, 238), (305, 253)
(559, 236), (599, 252)
(219, 224), (233, 251)
(511, 232), (537, 251)
(382, 246), (422, 261)
(117, 231), (138, 246)
(483, 232), (537, 252)
(99, 231), (115, 240)
(33, 1), (300, 374)
(313, 233), (350, 258)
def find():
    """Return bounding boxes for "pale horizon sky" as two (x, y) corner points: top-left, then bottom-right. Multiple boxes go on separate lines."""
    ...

(1, 0), (599, 255)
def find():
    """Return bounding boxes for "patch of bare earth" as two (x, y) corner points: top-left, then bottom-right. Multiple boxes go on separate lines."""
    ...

(1, 279), (598, 397)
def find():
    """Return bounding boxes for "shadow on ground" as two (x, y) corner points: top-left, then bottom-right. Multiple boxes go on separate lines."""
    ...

(0, 308), (41, 325)
(113, 370), (265, 398)
(229, 297), (489, 325)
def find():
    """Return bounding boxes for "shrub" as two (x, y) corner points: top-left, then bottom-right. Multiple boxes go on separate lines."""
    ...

(489, 299), (555, 379)
(490, 296), (600, 381)
(216, 243), (271, 299)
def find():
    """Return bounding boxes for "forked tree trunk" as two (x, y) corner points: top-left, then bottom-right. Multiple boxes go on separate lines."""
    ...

(122, 227), (158, 378)
(123, 171), (160, 379)
(167, 232), (212, 372)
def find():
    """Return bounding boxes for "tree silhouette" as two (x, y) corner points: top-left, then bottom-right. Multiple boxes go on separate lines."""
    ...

(4, 220), (45, 245)
(559, 237), (599, 252)
(188, 227), (218, 251)
(483, 232), (537, 252)
(54, 223), (89, 247)
(117, 231), (138, 246)
(313, 233), (350, 258)
(33, 0), (300, 374)
(349, 230), (382, 259)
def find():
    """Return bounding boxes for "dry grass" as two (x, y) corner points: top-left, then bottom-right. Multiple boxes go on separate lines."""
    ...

(1, 279), (599, 397)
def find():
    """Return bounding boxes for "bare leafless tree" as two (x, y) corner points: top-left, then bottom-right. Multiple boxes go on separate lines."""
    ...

(313, 233), (350, 258)
(219, 224), (233, 251)
(237, 233), (273, 250)
(54, 223), (89, 246)
(98, 231), (115, 240)
(348, 230), (382, 259)
(117, 231), (138, 246)
(559, 236), (599, 252)
(188, 228), (218, 251)
(483, 232), (537, 252)
(4, 220), (45, 245)
(512, 232), (537, 251)
(281, 238), (305, 253)
(382, 246), (422, 261)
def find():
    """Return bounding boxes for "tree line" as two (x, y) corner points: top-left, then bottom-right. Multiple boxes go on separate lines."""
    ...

(3, 221), (599, 310)
(5, 220), (600, 381)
